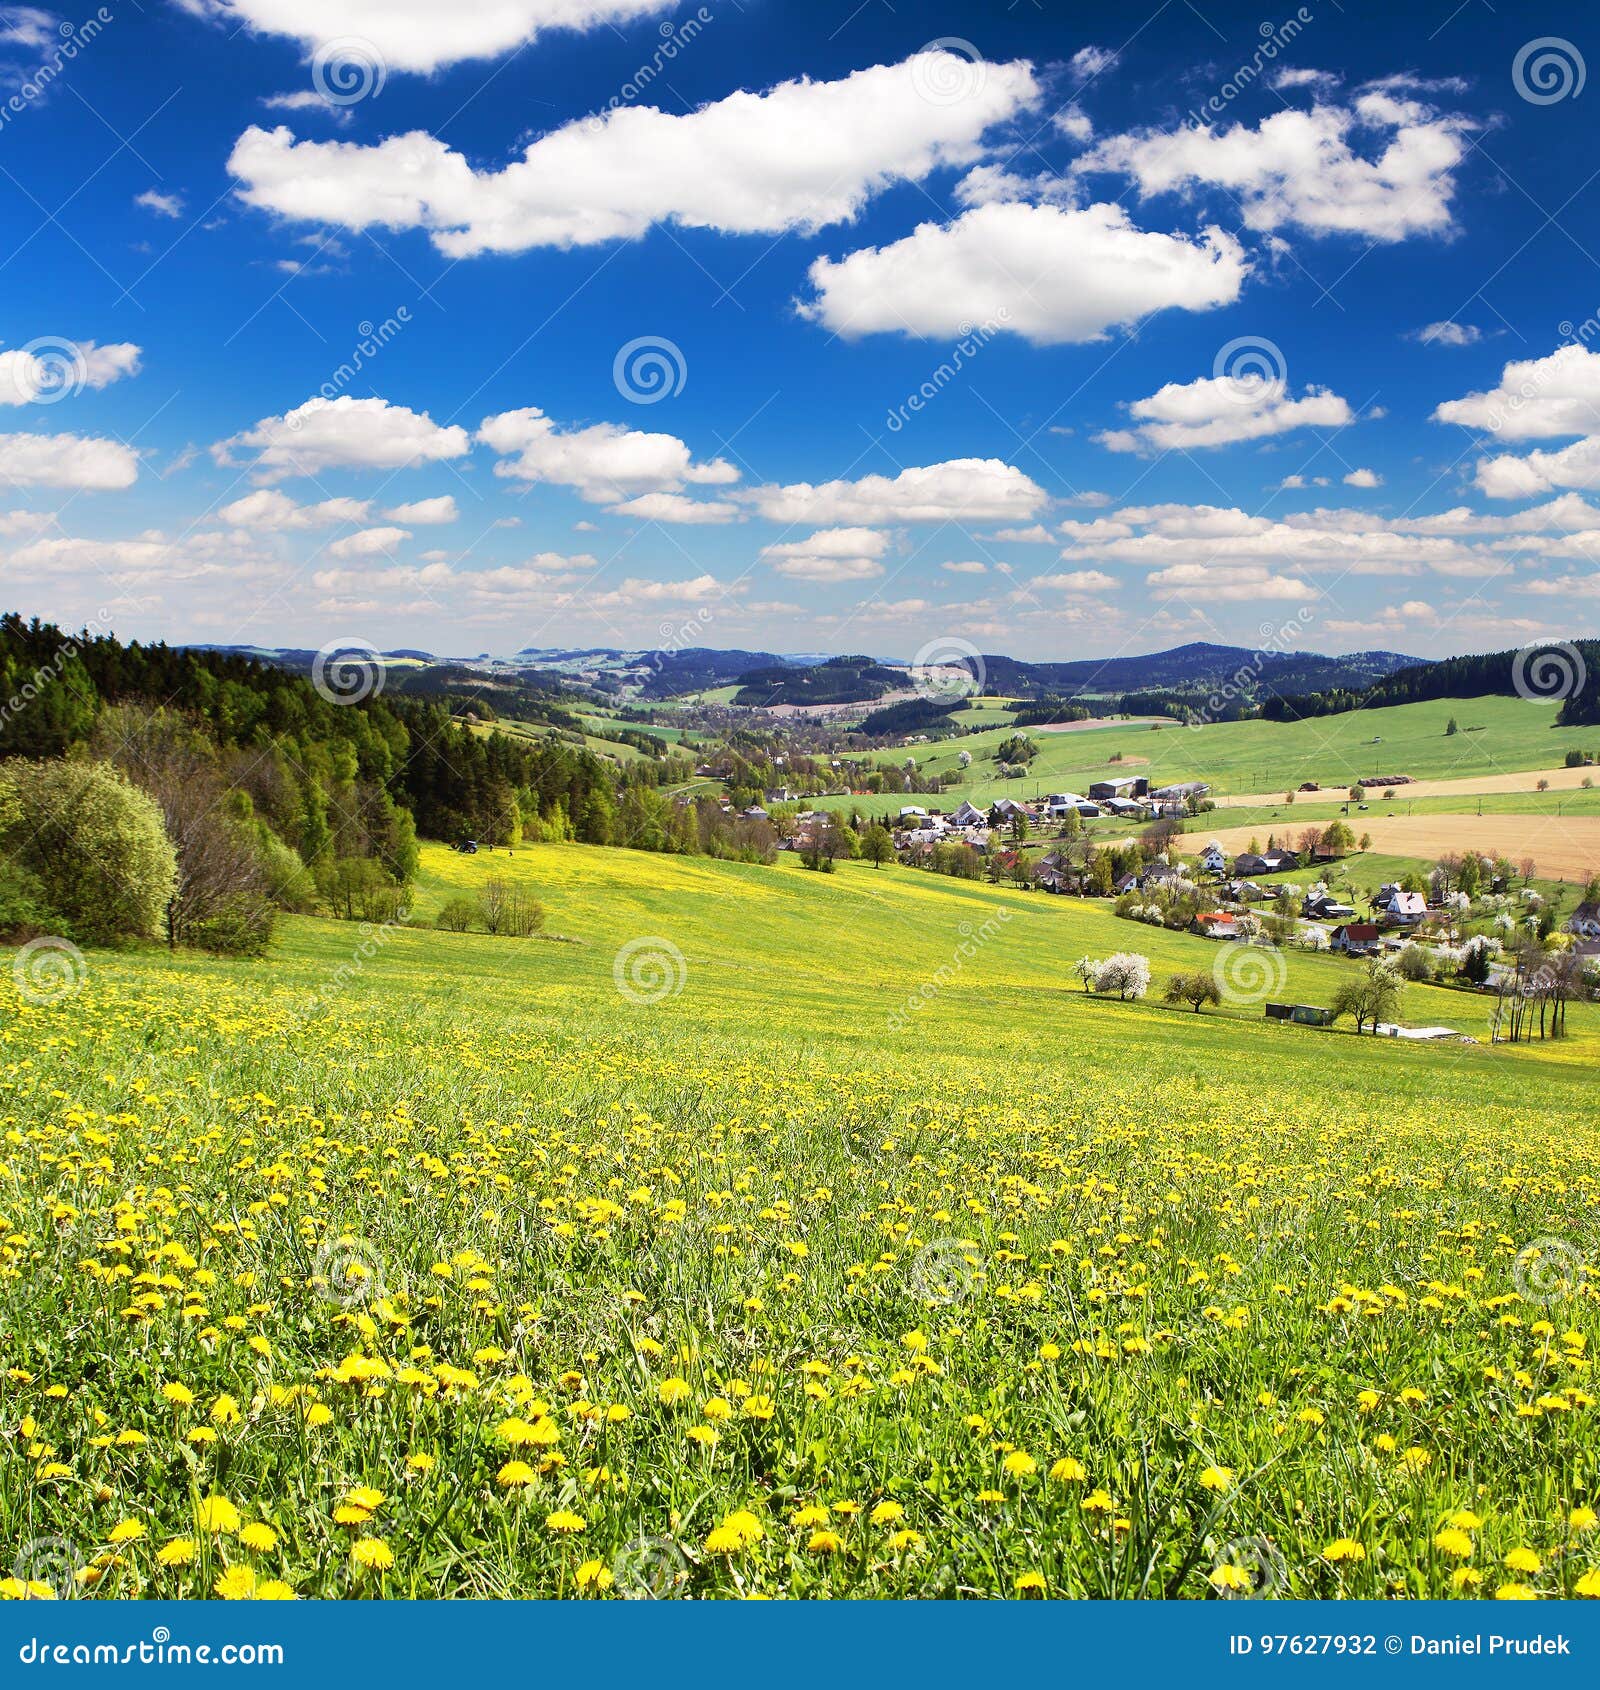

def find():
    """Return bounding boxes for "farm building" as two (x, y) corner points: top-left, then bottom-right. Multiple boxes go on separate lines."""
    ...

(1331, 922), (1381, 956)
(1088, 775), (1148, 801)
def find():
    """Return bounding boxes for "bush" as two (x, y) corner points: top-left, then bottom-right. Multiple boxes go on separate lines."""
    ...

(479, 877), (544, 938)
(0, 853), (61, 938)
(187, 892), (275, 957)
(436, 896), (479, 933)
(0, 758), (176, 944)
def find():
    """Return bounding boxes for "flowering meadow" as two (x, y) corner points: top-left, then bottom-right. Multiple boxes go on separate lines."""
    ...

(2, 846), (1598, 1600)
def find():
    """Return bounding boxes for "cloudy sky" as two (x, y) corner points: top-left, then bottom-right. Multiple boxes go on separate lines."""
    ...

(1, 0), (1598, 661)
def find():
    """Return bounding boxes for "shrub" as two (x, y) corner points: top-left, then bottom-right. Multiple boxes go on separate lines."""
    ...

(480, 877), (544, 938)
(0, 853), (61, 938)
(0, 758), (176, 944)
(436, 896), (479, 933)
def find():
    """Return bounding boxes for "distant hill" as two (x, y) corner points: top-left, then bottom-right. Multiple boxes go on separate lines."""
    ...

(732, 654), (903, 708)
(976, 642), (1420, 701)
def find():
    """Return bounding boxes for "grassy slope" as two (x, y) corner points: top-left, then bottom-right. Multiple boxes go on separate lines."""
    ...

(5, 842), (1598, 1600)
(413, 844), (1587, 1063)
(799, 698), (1599, 814)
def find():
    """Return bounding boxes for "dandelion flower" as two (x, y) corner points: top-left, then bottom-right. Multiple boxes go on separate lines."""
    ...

(196, 1496), (241, 1536)
(1322, 1539), (1365, 1563)
(1013, 1571), (1047, 1596)
(350, 1538), (393, 1572)
(1198, 1466), (1234, 1492)
(545, 1511), (586, 1534)
(213, 1566), (256, 1600)
(157, 1539), (197, 1568)
(238, 1523), (277, 1554)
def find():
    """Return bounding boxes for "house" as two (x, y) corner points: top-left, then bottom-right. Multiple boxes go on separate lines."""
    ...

(1225, 879), (1270, 903)
(1568, 900), (1600, 939)
(1089, 775), (1148, 801)
(1306, 894), (1356, 920)
(899, 805), (929, 820)
(1102, 796), (1148, 817)
(1043, 792), (1088, 817)
(765, 786), (796, 803)
(1331, 922), (1381, 956)
(1378, 890), (1427, 924)
(989, 798), (1030, 823)
(1194, 911), (1239, 940)
(1261, 848), (1300, 872)
(742, 805), (770, 821)
(948, 800), (986, 827)
(1198, 842), (1227, 875)
(1231, 851), (1270, 877)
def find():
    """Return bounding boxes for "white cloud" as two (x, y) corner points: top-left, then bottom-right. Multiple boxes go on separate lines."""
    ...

(1097, 372), (1354, 452)
(746, 459), (1047, 526)
(586, 573), (729, 609)
(219, 489), (373, 528)
(1474, 437), (1600, 500)
(604, 491), (740, 523)
(190, 0), (677, 74)
(1272, 68), (1341, 94)
(228, 53), (1041, 257)
(941, 559), (988, 574)
(1434, 343), (1600, 440)
(1343, 467), (1383, 488)
(215, 395), (470, 481)
(0, 7), (57, 51)
(1034, 569), (1117, 592)
(1147, 562), (1313, 601)
(1077, 95), (1471, 241)
(802, 201), (1245, 344)
(0, 507), (56, 536)
(0, 430), (139, 489)
(761, 526), (888, 583)
(0, 340), (141, 405)
(1051, 499), (1580, 579)
(135, 189), (184, 218)
(1069, 46), (1118, 79)
(1416, 319), (1479, 346)
(383, 494), (458, 525)
(984, 524), (1053, 543)
(478, 406), (737, 505)
(261, 90), (349, 121)
(328, 525), (411, 558)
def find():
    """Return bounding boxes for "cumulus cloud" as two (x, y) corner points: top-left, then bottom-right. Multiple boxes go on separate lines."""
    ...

(802, 201), (1246, 344)
(941, 559), (988, 574)
(186, 0), (676, 73)
(1034, 569), (1117, 591)
(219, 489), (373, 528)
(1343, 467), (1383, 487)
(1076, 94), (1472, 241)
(1051, 499), (1583, 579)
(1069, 46), (1119, 79)
(760, 526), (888, 583)
(215, 396), (470, 481)
(604, 491), (740, 523)
(0, 430), (139, 489)
(327, 525), (411, 558)
(135, 189), (184, 218)
(1097, 372), (1355, 453)
(0, 340), (141, 405)
(383, 494), (458, 525)
(1416, 319), (1480, 346)
(745, 459), (1047, 526)
(1434, 343), (1600, 440)
(227, 53), (1041, 257)
(478, 407), (737, 506)
(1146, 562), (1313, 601)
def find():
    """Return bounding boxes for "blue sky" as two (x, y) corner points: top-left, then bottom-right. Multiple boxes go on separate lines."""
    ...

(2, 0), (1599, 663)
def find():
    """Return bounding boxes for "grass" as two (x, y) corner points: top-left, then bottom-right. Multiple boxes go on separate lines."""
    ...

(796, 697), (1600, 815)
(2, 843), (1597, 1601)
